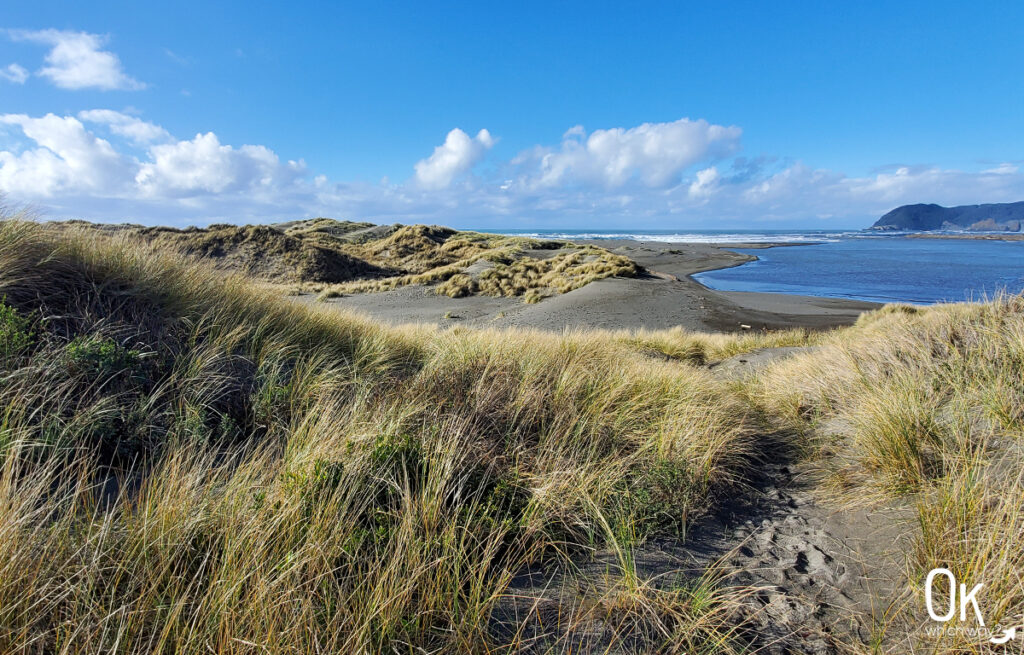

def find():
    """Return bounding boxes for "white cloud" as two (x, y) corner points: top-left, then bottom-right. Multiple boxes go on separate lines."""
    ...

(0, 112), (1022, 228)
(414, 128), (495, 189)
(688, 166), (720, 199)
(0, 113), (133, 196)
(840, 165), (1024, 207)
(0, 63), (28, 84)
(7, 29), (144, 91)
(136, 132), (305, 197)
(0, 112), (304, 214)
(163, 48), (190, 66)
(78, 109), (170, 145)
(515, 118), (742, 189)
(982, 163), (1019, 175)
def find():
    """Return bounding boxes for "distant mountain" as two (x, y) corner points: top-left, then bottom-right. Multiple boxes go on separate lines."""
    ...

(871, 202), (1024, 231)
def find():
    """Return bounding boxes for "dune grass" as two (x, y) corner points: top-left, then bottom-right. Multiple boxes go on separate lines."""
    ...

(320, 234), (638, 303)
(432, 246), (638, 301)
(0, 219), (761, 653)
(619, 325), (818, 366)
(4, 214), (1023, 652)
(53, 219), (641, 304)
(50, 220), (638, 305)
(745, 296), (1024, 650)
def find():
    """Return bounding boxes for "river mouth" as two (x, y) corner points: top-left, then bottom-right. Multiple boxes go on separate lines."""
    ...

(692, 236), (1024, 304)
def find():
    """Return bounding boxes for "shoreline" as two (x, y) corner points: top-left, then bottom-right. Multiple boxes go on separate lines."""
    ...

(311, 238), (880, 333)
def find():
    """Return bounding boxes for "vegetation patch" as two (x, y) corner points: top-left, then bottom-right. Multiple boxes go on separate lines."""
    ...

(745, 295), (1024, 648)
(131, 223), (393, 283)
(0, 297), (35, 364)
(0, 219), (756, 653)
(51, 219), (637, 303)
(329, 241), (638, 303)
(6, 214), (1020, 651)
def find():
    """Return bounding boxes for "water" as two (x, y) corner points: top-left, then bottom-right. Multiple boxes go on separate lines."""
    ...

(693, 238), (1024, 304)
(487, 229), (1024, 305)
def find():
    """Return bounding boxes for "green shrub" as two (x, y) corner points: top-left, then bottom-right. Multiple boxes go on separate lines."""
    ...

(0, 298), (34, 363)
(64, 335), (142, 380)
(475, 467), (532, 533)
(613, 458), (699, 541)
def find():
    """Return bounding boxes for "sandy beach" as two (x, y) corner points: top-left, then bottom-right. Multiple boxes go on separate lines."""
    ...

(312, 239), (879, 332)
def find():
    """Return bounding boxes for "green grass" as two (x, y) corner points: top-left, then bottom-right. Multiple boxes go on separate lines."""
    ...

(745, 296), (1024, 650)
(0, 219), (758, 653)
(4, 213), (1024, 652)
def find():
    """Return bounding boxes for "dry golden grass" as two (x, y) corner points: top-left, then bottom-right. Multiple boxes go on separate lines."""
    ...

(5, 212), (1023, 652)
(619, 325), (817, 366)
(746, 296), (1024, 651)
(430, 246), (638, 301)
(319, 238), (638, 303)
(0, 218), (762, 654)
(295, 222), (637, 303)
(47, 220), (634, 303)
(82, 221), (392, 284)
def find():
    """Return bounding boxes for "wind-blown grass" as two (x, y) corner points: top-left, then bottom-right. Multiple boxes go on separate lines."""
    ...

(745, 296), (1024, 650)
(0, 219), (756, 653)
(619, 325), (818, 366)
(48, 220), (638, 304)
(5, 214), (1022, 652)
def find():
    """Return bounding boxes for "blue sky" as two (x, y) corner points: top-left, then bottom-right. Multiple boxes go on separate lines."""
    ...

(1, 0), (1022, 228)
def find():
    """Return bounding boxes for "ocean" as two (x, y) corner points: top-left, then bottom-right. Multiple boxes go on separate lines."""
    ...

(491, 229), (1024, 305)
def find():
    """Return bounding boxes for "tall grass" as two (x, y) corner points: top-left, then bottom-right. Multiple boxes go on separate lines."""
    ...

(7, 216), (1018, 651)
(746, 296), (1024, 651)
(0, 220), (758, 653)
(619, 325), (817, 366)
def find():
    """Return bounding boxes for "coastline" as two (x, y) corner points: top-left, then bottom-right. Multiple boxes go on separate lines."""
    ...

(312, 238), (880, 333)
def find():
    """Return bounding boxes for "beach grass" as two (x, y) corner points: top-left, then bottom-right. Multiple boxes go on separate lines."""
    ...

(48, 220), (640, 305)
(618, 325), (818, 366)
(744, 295), (1024, 649)
(0, 218), (761, 653)
(318, 236), (638, 303)
(2, 213), (1023, 652)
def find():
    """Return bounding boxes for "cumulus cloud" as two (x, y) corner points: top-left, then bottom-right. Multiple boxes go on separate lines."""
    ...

(0, 111), (304, 218)
(514, 118), (742, 189)
(136, 132), (305, 197)
(841, 164), (1024, 207)
(0, 113), (134, 196)
(78, 109), (169, 145)
(1, 111), (1022, 228)
(0, 63), (28, 84)
(414, 128), (495, 189)
(7, 29), (144, 90)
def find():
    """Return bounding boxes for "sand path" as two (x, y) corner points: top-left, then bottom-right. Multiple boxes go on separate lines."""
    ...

(491, 347), (914, 653)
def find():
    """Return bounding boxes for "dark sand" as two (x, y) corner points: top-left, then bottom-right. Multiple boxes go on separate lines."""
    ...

(309, 240), (879, 333)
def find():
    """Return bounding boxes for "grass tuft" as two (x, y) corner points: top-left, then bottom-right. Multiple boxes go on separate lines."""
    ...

(0, 218), (755, 653)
